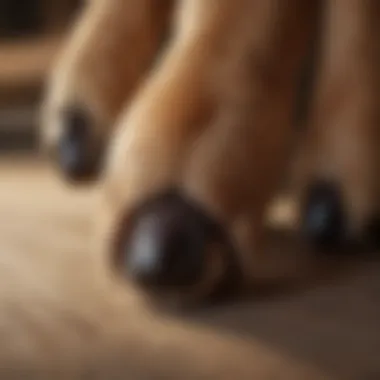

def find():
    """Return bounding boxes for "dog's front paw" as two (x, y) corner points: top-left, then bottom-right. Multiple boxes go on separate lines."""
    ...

(96, 0), (317, 308)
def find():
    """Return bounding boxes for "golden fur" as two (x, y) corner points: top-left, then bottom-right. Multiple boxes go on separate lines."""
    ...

(39, 0), (380, 327)
(92, 0), (379, 292)
(41, 0), (173, 149)
(97, 0), (316, 285)
(295, 0), (380, 236)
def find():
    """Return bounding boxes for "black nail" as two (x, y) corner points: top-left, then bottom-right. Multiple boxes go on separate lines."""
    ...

(301, 181), (347, 252)
(115, 191), (241, 298)
(57, 107), (102, 182)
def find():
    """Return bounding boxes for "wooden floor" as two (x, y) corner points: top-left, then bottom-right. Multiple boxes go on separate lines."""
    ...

(0, 158), (379, 379)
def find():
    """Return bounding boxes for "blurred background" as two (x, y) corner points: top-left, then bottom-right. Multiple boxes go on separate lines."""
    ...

(0, 0), (81, 154)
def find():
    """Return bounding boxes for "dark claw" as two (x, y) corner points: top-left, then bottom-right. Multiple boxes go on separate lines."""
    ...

(115, 191), (240, 299)
(301, 181), (347, 252)
(56, 107), (102, 183)
(126, 194), (205, 288)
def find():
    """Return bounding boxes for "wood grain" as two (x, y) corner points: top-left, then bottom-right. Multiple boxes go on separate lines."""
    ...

(0, 158), (378, 379)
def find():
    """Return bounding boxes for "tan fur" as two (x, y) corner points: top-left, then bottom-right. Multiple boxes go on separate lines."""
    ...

(295, 0), (380, 236)
(42, 0), (380, 315)
(99, 0), (318, 284)
(41, 0), (173, 150)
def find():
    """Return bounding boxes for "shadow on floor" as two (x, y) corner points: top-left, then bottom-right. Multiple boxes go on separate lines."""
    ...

(166, 228), (380, 380)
